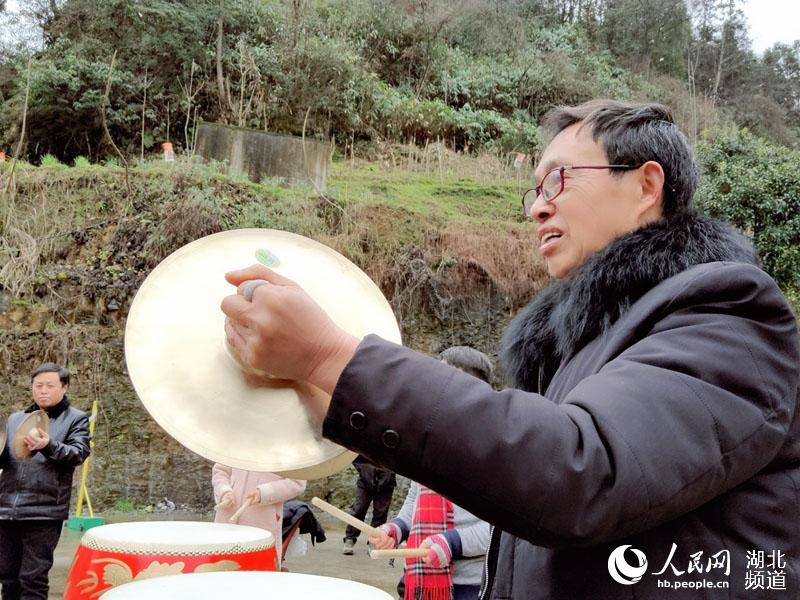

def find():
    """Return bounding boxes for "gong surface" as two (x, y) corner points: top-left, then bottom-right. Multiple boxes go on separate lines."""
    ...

(125, 229), (400, 478)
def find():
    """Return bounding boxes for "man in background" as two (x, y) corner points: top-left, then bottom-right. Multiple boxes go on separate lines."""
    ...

(0, 363), (90, 600)
(343, 455), (396, 555)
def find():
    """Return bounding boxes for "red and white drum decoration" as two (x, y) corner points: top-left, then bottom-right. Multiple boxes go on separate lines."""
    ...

(64, 521), (277, 599)
(99, 571), (394, 599)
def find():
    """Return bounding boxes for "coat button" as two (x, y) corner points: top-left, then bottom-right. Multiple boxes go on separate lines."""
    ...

(349, 411), (367, 430)
(381, 429), (400, 449)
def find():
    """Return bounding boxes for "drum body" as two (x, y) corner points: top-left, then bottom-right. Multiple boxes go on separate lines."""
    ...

(99, 571), (394, 599)
(64, 521), (277, 599)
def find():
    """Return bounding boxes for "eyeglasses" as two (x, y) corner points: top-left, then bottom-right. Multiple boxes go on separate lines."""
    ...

(522, 165), (641, 217)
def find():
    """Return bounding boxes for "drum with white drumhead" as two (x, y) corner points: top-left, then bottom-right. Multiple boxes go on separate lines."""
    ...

(99, 571), (394, 599)
(64, 521), (277, 599)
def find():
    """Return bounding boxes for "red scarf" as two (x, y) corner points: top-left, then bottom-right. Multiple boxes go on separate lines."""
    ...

(404, 485), (454, 600)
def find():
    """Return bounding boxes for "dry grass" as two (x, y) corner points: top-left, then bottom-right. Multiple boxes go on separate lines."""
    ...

(435, 223), (549, 306)
(361, 141), (535, 186)
(643, 76), (721, 142)
(1, 155), (541, 324)
(319, 206), (548, 323)
(143, 202), (225, 266)
(0, 182), (68, 298)
(0, 325), (98, 384)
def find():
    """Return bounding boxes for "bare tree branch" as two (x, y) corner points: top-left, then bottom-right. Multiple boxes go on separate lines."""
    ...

(101, 50), (131, 196)
(216, 0), (227, 115)
(180, 61), (204, 152)
(3, 57), (32, 198)
(140, 66), (150, 162)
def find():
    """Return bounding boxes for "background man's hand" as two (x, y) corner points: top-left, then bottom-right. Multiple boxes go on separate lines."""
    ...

(23, 427), (49, 451)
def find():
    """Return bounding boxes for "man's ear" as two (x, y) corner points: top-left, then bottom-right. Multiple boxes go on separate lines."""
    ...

(636, 161), (665, 222)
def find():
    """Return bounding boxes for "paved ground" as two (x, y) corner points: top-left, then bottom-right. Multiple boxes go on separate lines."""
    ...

(48, 515), (401, 599)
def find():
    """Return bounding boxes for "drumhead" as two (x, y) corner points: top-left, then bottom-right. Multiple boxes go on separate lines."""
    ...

(100, 571), (394, 599)
(83, 521), (274, 555)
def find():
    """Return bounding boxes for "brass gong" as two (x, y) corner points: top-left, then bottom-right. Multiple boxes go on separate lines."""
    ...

(11, 410), (49, 460)
(124, 229), (401, 479)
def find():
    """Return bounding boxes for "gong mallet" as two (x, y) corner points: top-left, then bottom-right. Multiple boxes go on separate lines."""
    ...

(310, 496), (382, 537)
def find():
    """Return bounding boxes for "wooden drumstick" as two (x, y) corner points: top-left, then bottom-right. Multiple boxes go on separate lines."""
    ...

(228, 497), (253, 523)
(370, 548), (429, 559)
(311, 496), (382, 537)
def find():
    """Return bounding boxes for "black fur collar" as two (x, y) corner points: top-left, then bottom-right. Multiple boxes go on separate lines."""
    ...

(25, 396), (71, 419)
(499, 212), (758, 391)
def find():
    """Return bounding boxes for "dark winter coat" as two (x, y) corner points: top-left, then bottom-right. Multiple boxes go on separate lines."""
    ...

(0, 397), (90, 520)
(322, 212), (800, 599)
(353, 455), (397, 492)
(282, 500), (326, 546)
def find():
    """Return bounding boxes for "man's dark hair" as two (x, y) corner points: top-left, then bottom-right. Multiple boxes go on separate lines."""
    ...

(439, 346), (493, 384)
(543, 99), (699, 215)
(31, 362), (70, 386)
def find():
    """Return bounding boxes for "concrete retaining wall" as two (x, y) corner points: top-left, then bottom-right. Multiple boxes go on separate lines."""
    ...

(195, 123), (329, 191)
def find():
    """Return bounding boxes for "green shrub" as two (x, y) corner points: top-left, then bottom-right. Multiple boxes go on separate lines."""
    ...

(369, 87), (541, 154)
(696, 127), (800, 300)
(40, 154), (64, 168)
(113, 499), (137, 512)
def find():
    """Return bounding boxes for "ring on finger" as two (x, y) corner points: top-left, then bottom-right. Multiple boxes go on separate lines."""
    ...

(240, 279), (269, 302)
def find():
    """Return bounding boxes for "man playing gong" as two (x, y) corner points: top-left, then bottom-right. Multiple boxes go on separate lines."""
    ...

(0, 363), (90, 600)
(222, 100), (799, 598)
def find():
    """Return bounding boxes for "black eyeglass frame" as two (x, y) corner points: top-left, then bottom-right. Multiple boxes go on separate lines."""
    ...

(522, 164), (641, 217)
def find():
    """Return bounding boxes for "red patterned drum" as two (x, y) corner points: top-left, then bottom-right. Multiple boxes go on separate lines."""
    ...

(99, 571), (394, 599)
(64, 521), (277, 599)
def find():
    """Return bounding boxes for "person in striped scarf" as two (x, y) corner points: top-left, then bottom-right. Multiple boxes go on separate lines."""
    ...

(368, 347), (493, 600)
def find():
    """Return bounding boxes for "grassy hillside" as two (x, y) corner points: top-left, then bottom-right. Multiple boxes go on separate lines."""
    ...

(3, 129), (798, 509)
(0, 151), (548, 510)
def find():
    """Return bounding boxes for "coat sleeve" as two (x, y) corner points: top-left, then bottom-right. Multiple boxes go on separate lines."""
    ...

(211, 463), (234, 502)
(257, 478), (306, 505)
(38, 411), (90, 467)
(323, 263), (799, 547)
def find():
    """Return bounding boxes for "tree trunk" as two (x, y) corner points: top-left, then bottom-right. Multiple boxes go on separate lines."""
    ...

(711, 21), (726, 102)
(216, 0), (226, 111)
(141, 67), (148, 162)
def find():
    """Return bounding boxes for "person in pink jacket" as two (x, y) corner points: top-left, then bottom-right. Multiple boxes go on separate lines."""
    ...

(211, 464), (306, 565)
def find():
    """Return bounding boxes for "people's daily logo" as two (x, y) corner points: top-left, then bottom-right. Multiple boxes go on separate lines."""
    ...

(608, 545), (648, 585)
(606, 543), (779, 591)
